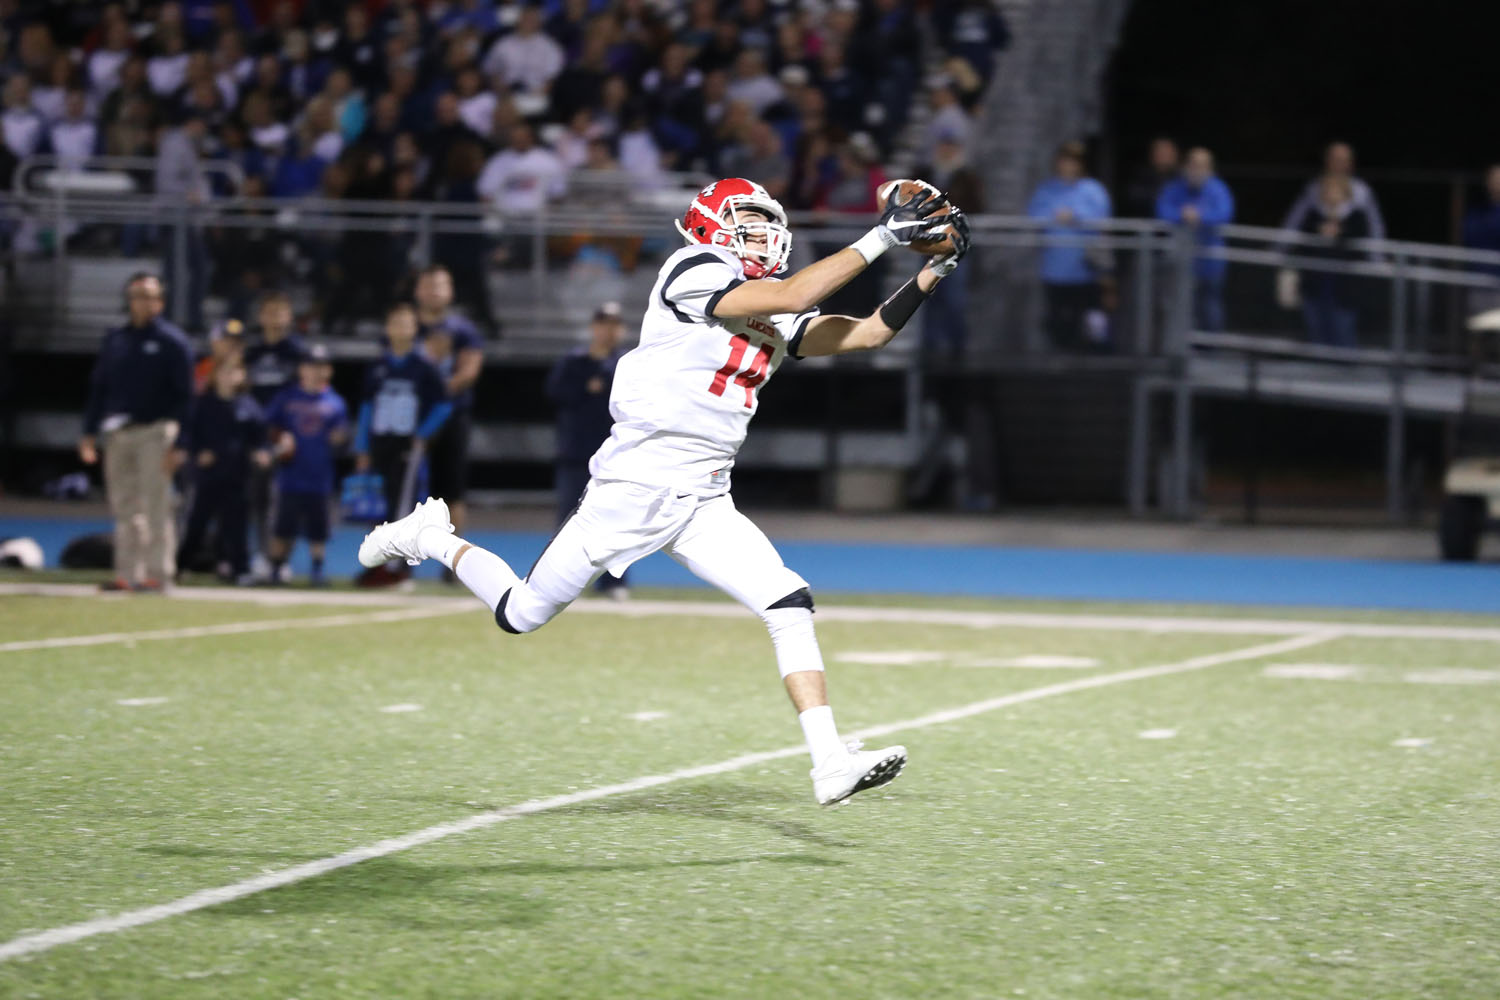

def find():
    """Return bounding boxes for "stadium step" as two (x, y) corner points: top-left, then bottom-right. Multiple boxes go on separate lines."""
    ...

(961, 0), (1133, 354)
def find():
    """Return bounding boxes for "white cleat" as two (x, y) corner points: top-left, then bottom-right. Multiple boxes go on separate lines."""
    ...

(811, 741), (908, 806)
(358, 496), (453, 568)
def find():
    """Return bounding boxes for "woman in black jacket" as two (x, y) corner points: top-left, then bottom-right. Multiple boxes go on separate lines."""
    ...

(1298, 176), (1371, 347)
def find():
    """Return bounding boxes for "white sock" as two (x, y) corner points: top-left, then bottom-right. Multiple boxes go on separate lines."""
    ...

(798, 705), (845, 769)
(449, 540), (519, 612)
(417, 524), (462, 565)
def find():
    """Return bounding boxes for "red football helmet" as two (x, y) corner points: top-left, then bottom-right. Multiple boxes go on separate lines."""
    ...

(674, 177), (792, 278)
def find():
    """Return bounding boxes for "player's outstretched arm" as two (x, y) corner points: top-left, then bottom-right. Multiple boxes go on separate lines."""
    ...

(796, 209), (972, 357)
(713, 245), (868, 319)
(712, 188), (948, 319)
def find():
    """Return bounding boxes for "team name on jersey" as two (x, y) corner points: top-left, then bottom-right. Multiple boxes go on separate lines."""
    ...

(586, 245), (819, 495)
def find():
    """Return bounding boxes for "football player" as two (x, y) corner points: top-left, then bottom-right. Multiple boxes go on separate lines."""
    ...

(360, 177), (971, 804)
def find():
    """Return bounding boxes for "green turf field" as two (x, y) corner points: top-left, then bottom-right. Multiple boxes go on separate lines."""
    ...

(3, 586), (1499, 998)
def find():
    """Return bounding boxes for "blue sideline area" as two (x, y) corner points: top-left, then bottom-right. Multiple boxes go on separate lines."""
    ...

(4, 514), (1499, 614)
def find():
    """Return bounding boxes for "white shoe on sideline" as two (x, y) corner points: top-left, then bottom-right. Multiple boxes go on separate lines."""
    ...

(811, 741), (908, 806)
(358, 497), (453, 568)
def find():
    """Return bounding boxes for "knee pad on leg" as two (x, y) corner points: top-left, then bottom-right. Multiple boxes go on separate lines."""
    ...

(757, 605), (823, 678)
(495, 589), (523, 635)
(494, 583), (567, 634)
(766, 586), (814, 612)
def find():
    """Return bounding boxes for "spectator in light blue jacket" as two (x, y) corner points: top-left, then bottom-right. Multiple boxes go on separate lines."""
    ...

(1027, 141), (1113, 350)
(1157, 146), (1236, 332)
(323, 67), (366, 143)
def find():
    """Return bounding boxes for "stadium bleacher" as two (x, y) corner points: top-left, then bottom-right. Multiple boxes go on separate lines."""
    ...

(0, 0), (1007, 336)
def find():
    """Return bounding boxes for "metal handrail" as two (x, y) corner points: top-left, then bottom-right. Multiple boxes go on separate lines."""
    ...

(970, 215), (1500, 270)
(7, 184), (1499, 527)
(16, 154), (245, 197)
(1188, 331), (1478, 370)
(6, 195), (1500, 300)
(1199, 245), (1500, 290)
(8, 192), (1500, 292)
(1215, 221), (1500, 268)
(9, 185), (1500, 271)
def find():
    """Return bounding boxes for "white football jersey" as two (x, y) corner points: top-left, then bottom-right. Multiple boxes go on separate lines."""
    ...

(589, 244), (818, 495)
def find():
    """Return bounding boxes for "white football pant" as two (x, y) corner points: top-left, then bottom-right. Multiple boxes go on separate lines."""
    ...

(499, 480), (809, 633)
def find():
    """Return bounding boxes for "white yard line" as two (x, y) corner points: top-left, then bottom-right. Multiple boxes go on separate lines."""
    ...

(579, 599), (1500, 642)
(0, 605), (471, 655)
(5, 582), (1500, 641)
(0, 582), (460, 608)
(0, 629), (1336, 962)
(540, 600), (1500, 642)
(840, 631), (1339, 742)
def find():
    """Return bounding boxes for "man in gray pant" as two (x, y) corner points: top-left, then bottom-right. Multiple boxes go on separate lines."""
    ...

(79, 273), (194, 592)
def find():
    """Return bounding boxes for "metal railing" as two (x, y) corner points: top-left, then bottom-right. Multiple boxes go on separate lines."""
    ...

(8, 175), (1499, 351)
(16, 154), (246, 194)
(6, 183), (1500, 520)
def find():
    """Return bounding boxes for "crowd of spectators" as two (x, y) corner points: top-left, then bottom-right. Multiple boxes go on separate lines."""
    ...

(77, 262), (492, 587)
(1027, 134), (1500, 351)
(19, 1), (1498, 357)
(9, 0), (1005, 582)
(0, 0), (1007, 336)
(77, 263), (645, 588)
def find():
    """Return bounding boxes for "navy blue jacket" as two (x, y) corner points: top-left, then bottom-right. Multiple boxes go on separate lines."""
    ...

(1463, 201), (1500, 276)
(183, 390), (265, 478)
(417, 313), (482, 411)
(353, 350), (453, 451)
(83, 318), (194, 435)
(546, 348), (619, 463)
(244, 333), (307, 408)
(266, 385), (350, 495)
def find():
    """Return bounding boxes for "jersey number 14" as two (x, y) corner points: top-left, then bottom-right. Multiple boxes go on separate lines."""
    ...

(708, 334), (773, 409)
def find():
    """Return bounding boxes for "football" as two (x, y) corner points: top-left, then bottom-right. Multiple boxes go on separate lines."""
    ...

(875, 177), (958, 255)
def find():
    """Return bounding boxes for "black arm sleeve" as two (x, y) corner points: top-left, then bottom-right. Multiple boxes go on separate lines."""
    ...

(877, 275), (931, 332)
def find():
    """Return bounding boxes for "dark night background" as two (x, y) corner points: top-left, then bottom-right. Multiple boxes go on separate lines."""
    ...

(3, 0), (1492, 510)
(1102, 0), (1500, 507)
(1105, 0), (1500, 244)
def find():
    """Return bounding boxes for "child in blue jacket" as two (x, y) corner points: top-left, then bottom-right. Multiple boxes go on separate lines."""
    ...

(264, 343), (350, 585)
(354, 303), (452, 534)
